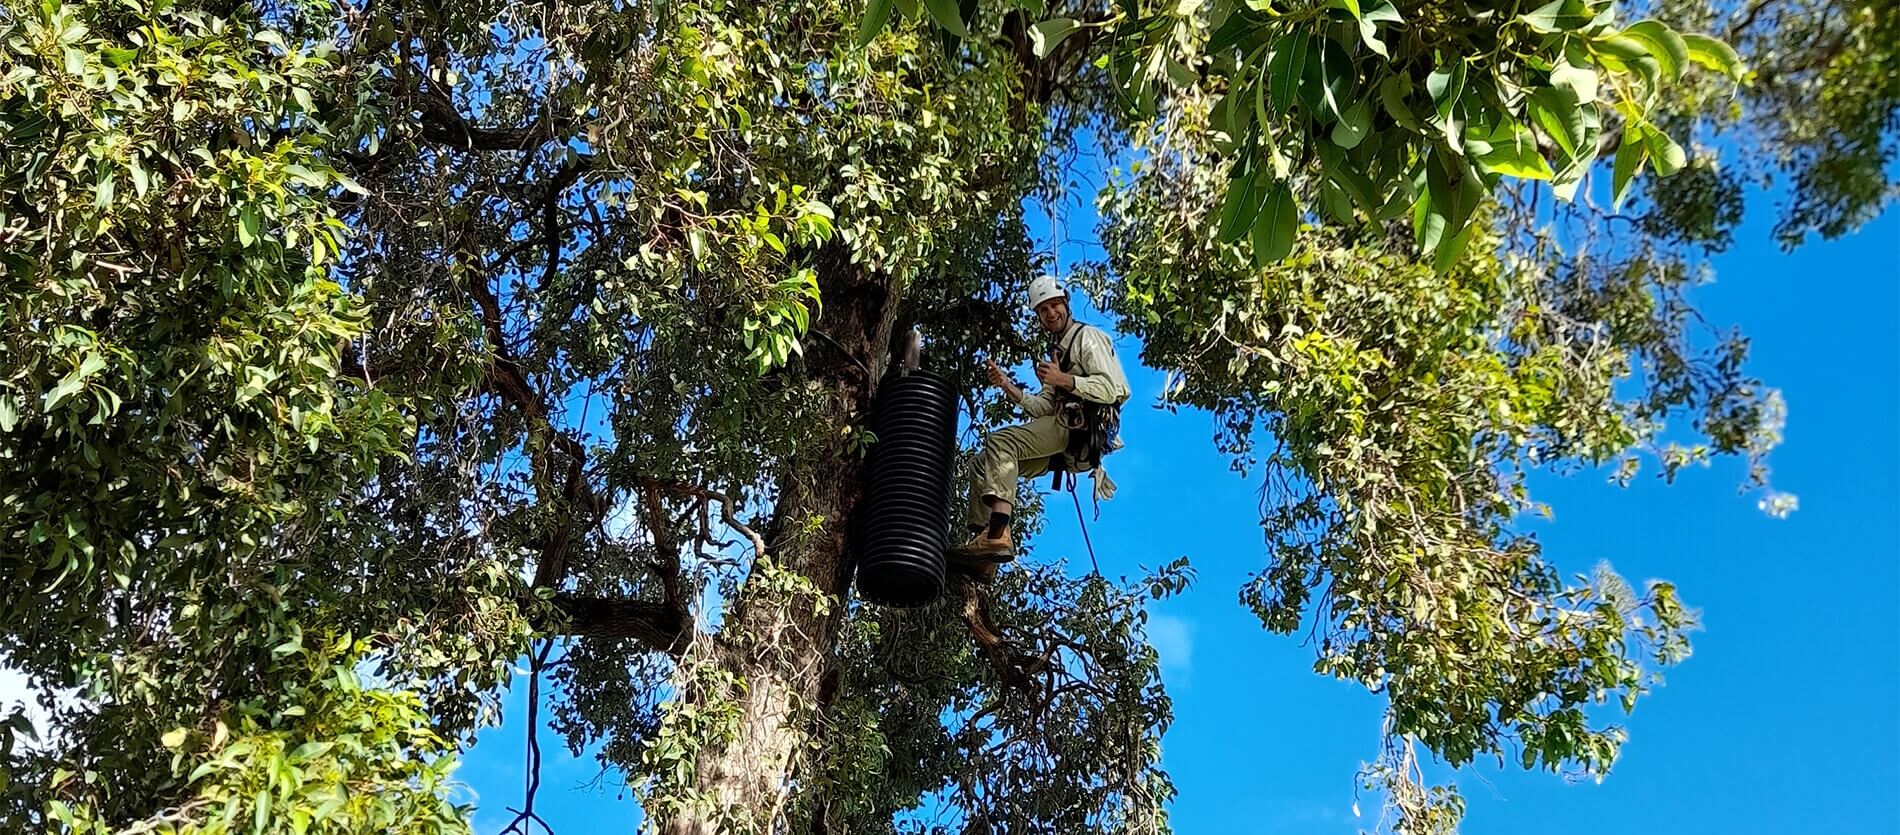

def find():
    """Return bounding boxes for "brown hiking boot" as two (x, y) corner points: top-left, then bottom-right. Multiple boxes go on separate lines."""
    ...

(949, 530), (1015, 562)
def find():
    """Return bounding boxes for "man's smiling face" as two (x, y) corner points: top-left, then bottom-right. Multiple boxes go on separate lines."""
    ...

(1035, 297), (1070, 335)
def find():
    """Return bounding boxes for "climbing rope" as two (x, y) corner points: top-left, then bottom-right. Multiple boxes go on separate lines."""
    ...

(1067, 477), (1102, 577)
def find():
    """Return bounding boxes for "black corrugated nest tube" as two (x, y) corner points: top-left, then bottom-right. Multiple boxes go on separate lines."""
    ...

(852, 368), (959, 608)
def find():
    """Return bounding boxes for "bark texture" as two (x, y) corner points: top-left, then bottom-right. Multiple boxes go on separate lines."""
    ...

(661, 251), (897, 834)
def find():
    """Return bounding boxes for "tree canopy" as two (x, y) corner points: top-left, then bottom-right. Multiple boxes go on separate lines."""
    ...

(0, 0), (1891, 833)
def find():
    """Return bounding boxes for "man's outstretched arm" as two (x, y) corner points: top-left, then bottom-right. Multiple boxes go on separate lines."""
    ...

(989, 357), (1056, 417)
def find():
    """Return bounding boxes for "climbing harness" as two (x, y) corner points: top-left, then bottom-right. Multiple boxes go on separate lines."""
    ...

(1045, 322), (1122, 511)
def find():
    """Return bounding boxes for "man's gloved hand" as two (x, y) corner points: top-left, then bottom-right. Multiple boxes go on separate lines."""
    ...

(1091, 467), (1117, 502)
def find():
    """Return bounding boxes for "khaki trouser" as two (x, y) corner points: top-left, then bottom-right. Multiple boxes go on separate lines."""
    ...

(966, 415), (1070, 529)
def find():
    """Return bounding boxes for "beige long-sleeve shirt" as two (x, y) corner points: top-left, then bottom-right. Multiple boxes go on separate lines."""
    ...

(1019, 322), (1131, 418)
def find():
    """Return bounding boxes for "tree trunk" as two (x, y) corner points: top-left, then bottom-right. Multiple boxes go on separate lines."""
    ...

(660, 257), (897, 835)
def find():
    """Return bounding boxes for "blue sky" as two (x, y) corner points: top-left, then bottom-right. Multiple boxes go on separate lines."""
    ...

(458, 178), (1899, 832)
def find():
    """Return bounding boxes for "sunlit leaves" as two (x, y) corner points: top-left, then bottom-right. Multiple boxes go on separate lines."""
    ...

(877, 0), (1740, 269)
(1682, 32), (1744, 81)
(1030, 16), (1081, 58)
(1623, 20), (1689, 82)
(1612, 123), (1647, 210)
(0, 2), (442, 827)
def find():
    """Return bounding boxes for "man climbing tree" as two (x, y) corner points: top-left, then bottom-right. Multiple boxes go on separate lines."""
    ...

(957, 275), (1132, 564)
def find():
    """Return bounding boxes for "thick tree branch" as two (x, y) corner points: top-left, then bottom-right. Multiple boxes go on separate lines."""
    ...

(647, 479), (768, 560)
(546, 593), (690, 654)
(415, 83), (573, 152)
(998, 10), (1107, 130)
(462, 245), (602, 589)
(951, 573), (1045, 700)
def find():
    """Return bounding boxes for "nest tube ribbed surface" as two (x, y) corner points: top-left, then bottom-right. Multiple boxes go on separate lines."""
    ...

(852, 368), (960, 607)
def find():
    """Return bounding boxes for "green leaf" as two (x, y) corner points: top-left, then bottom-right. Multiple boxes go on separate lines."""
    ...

(1433, 217), (1480, 273)
(1412, 185), (1442, 252)
(1518, 0), (1561, 31)
(1318, 178), (1357, 224)
(1165, 57), (1197, 87)
(1641, 123), (1687, 176)
(1030, 17), (1081, 58)
(1595, 35), (1661, 96)
(1611, 126), (1646, 210)
(1331, 99), (1371, 149)
(1250, 180), (1298, 265)
(1217, 160), (1266, 243)
(1317, 141), (1381, 212)
(1266, 33), (1310, 116)
(1306, 39), (1354, 121)
(1682, 33), (1744, 80)
(857, 0), (895, 46)
(1208, 10), (1269, 54)
(161, 728), (189, 749)
(1254, 76), (1292, 179)
(1527, 86), (1585, 158)
(101, 47), (137, 68)
(1427, 61), (1465, 118)
(289, 741), (334, 762)
(1470, 120), (1554, 180)
(1622, 20), (1688, 81)
(1216, 83), (1256, 146)
(1550, 58), (1599, 103)
(1426, 60), (1467, 150)
(283, 164), (327, 188)
(1354, 2), (1402, 58)
(1419, 152), (1483, 265)
(0, 398), (16, 433)
(238, 207), (261, 248)
(1379, 73), (1422, 131)
(922, 0), (969, 38)
(43, 376), (85, 410)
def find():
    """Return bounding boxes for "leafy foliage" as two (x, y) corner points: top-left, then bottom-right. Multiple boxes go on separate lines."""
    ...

(866, 0), (1750, 269)
(0, 0), (1886, 833)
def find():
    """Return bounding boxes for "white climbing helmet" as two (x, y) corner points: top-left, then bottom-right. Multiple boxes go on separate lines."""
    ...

(1027, 274), (1067, 311)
